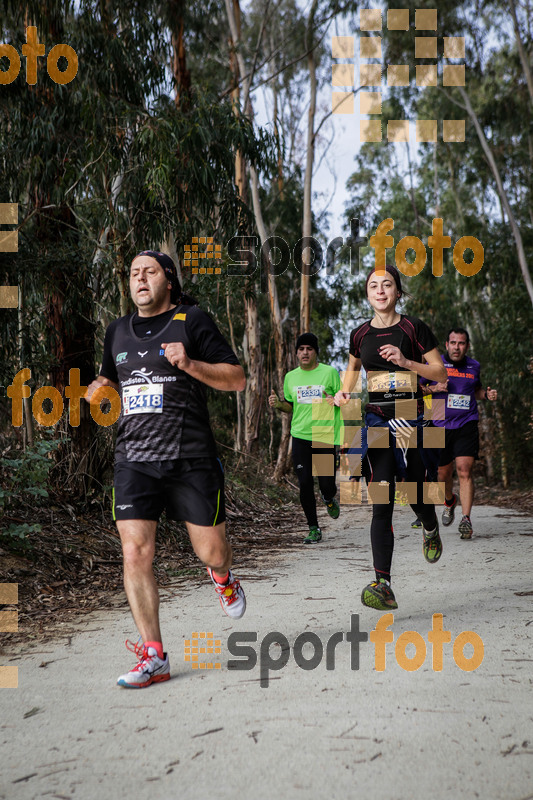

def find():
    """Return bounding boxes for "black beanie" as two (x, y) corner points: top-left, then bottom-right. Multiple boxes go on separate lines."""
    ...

(296, 332), (319, 354)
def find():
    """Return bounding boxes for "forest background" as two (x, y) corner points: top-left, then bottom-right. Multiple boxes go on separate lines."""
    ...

(1, 0), (532, 623)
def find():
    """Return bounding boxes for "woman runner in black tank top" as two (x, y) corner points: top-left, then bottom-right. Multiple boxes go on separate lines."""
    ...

(335, 265), (447, 611)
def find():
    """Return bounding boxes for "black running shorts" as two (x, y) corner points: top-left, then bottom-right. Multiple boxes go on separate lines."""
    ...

(438, 420), (479, 466)
(113, 458), (226, 526)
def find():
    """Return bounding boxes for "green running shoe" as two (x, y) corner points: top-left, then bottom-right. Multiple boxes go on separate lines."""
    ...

(322, 496), (340, 519)
(423, 520), (443, 563)
(411, 518), (422, 529)
(304, 526), (322, 544)
(361, 578), (398, 610)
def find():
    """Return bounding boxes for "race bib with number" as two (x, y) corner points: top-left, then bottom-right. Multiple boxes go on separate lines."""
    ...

(123, 384), (164, 415)
(447, 393), (470, 410)
(367, 371), (417, 392)
(296, 385), (325, 404)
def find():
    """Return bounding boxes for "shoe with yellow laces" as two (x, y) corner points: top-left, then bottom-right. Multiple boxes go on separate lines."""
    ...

(422, 520), (443, 563)
(361, 578), (398, 610)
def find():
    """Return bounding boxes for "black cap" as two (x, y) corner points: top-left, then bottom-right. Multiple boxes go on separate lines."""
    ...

(296, 332), (319, 354)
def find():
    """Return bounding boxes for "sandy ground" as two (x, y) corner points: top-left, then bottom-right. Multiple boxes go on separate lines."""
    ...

(1, 501), (532, 800)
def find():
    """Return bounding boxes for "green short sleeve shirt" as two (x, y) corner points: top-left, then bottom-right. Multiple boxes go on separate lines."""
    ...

(283, 363), (341, 445)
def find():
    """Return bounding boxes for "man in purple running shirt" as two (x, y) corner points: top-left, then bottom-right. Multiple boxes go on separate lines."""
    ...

(424, 328), (497, 539)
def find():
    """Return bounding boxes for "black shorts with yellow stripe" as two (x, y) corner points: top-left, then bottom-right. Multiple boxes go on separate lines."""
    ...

(113, 458), (226, 526)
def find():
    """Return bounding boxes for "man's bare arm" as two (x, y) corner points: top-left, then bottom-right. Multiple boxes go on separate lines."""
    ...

(268, 391), (292, 413)
(187, 361), (246, 391)
(162, 342), (245, 391)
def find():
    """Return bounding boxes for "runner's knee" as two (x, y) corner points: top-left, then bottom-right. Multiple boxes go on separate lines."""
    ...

(196, 538), (231, 570)
(121, 538), (155, 569)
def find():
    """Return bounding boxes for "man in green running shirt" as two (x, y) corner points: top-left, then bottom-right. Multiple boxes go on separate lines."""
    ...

(269, 333), (341, 543)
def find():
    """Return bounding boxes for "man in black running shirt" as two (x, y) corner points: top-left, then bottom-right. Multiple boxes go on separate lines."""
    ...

(86, 251), (246, 688)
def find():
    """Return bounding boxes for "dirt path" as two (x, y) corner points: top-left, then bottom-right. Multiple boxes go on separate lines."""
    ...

(1, 502), (532, 800)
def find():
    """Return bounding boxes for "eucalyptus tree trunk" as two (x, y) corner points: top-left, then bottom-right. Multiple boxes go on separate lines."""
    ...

(169, 0), (192, 109)
(17, 277), (33, 449)
(494, 407), (509, 488)
(508, 0), (533, 107)
(115, 249), (129, 318)
(243, 291), (263, 453)
(250, 164), (290, 477)
(225, 0), (263, 454)
(270, 32), (284, 201)
(226, 289), (243, 451)
(300, 0), (319, 333)
(477, 405), (494, 483)
(161, 230), (182, 287)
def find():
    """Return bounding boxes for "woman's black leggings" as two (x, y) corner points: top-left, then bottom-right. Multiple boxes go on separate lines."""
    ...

(291, 437), (337, 528)
(366, 432), (437, 582)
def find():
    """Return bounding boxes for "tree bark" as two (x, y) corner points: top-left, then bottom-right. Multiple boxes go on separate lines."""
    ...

(250, 164), (290, 477)
(300, 0), (319, 333)
(494, 407), (509, 488)
(509, 0), (533, 107)
(226, 288), (243, 451)
(17, 276), (33, 449)
(226, 0), (262, 453)
(242, 291), (262, 453)
(168, 0), (192, 109)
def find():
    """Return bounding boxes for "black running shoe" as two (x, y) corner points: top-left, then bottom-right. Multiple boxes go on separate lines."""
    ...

(458, 515), (473, 539)
(442, 493), (458, 527)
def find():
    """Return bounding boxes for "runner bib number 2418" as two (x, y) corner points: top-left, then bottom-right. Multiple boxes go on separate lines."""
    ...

(122, 384), (164, 415)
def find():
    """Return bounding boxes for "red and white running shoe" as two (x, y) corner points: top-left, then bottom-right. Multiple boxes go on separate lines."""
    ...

(207, 567), (246, 619)
(117, 640), (170, 688)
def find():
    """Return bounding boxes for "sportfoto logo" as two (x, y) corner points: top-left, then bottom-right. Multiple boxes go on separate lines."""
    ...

(184, 632), (222, 670)
(0, 583), (19, 689)
(183, 237), (222, 275)
(7, 368), (121, 428)
(332, 8), (466, 144)
(190, 216), (484, 281)
(186, 614), (484, 688)
(0, 203), (18, 310)
(0, 27), (78, 85)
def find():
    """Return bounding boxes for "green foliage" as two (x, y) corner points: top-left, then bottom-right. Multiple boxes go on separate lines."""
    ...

(0, 0), (277, 465)
(2, 0), (530, 498)
(2, 439), (60, 500)
(0, 438), (62, 549)
(2, 522), (43, 548)
(341, 0), (533, 485)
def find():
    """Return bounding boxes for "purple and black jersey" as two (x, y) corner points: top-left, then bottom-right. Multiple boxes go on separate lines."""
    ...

(429, 354), (482, 429)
